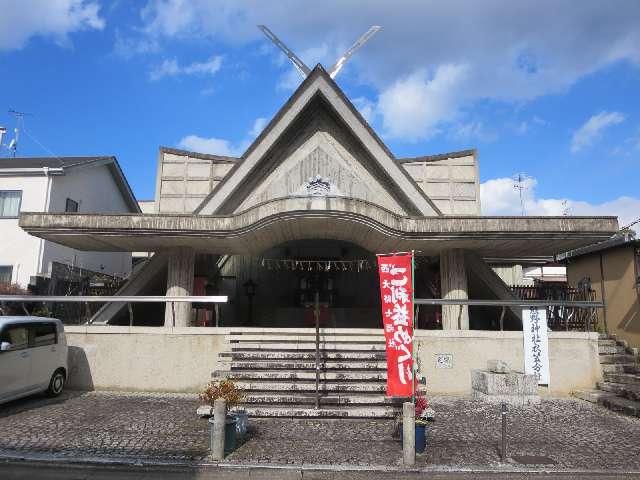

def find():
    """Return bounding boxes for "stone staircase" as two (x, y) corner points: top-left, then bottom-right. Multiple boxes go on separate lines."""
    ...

(574, 334), (640, 417)
(211, 329), (402, 418)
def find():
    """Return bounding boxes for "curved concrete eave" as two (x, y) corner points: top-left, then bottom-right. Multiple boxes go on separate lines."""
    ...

(19, 196), (619, 257)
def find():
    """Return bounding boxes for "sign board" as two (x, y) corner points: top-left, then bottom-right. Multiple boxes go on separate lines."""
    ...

(522, 307), (550, 385)
(436, 354), (453, 369)
(377, 253), (414, 397)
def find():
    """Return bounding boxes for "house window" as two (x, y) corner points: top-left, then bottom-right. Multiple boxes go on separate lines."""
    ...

(0, 266), (12, 284)
(65, 198), (79, 213)
(0, 190), (22, 217)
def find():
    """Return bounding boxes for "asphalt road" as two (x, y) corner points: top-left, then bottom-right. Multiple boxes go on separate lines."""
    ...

(1, 461), (638, 480)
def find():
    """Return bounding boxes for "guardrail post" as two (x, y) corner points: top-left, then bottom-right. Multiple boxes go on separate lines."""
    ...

(501, 402), (508, 461)
(403, 401), (415, 466)
(210, 398), (226, 460)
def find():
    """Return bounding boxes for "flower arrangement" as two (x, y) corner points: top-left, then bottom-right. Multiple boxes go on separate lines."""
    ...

(199, 379), (245, 413)
(415, 391), (435, 425)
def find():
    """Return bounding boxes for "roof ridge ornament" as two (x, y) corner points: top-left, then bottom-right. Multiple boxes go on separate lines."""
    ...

(257, 25), (381, 80)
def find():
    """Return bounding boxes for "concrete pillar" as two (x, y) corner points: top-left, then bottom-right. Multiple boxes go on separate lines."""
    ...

(210, 398), (226, 460)
(164, 248), (195, 327)
(440, 249), (469, 330)
(402, 402), (415, 465)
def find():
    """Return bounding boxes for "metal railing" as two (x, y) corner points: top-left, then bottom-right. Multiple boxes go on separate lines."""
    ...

(0, 295), (228, 327)
(414, 298), (604, 332)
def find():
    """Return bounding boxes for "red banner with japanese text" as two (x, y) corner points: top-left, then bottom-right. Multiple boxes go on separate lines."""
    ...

(377, 253), (414, 397)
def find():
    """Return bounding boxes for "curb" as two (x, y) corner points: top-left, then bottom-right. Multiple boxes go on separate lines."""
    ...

(2, 450), (640, 477)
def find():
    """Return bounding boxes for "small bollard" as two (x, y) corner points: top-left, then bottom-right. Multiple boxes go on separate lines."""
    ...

(501, 402), (508, 462)
(210, 399), (226, 460)
(403, 401), (415, 466)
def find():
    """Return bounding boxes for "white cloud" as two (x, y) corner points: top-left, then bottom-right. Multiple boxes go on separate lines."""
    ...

(134, 1), (640, 140)
(0, 0), (104, 50)
(177, 135), (241, 157)
(149, 55), (223, 81)
(570, 111), (625, 153)
(352, 97), (376, 124)
(177, 115), (270, 156)
(249, 117), (268, 138)
(451, 121), (497, 143)
(378, 65), (469, 140)
(480, 176), (639, 232)
(114, 30), (159, 58)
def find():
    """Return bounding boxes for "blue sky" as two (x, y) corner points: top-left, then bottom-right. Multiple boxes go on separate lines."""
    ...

(0, 0), (638, 228)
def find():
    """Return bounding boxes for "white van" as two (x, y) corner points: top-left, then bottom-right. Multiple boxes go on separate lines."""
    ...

(0, 317), (68, 404)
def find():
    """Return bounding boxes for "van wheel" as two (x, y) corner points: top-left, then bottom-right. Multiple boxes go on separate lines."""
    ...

(47, 370), (65, 397)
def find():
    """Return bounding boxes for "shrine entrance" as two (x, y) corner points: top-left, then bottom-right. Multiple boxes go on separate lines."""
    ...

(216, 240), (382, 328)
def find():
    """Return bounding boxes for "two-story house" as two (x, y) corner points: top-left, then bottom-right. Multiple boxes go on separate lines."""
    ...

(0, 156), (140, 288)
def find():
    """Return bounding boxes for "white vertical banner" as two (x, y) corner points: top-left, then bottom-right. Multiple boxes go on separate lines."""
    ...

(522, 307), (550, 385)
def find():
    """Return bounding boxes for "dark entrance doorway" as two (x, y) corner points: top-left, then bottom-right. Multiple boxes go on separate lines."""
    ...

(218, 240), (381, 327)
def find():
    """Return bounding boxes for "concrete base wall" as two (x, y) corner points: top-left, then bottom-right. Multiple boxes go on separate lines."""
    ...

(414, 330), (602, 396)
(65, 326), (228, 392)
(64, 327), (602, 395)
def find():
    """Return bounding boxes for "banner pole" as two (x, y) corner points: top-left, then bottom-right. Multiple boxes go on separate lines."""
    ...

(411, 249), (416, 405)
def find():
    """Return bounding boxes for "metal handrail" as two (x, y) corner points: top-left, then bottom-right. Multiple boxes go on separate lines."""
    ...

(0, 295), (228, 303)
(0, 295), (229, 328)
(414, 298), (603, 308)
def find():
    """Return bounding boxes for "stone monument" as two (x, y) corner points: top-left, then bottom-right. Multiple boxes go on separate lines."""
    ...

(471, 360), (540, 406)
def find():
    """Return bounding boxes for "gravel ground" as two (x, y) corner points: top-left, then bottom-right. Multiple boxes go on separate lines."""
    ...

(0, 391), (639, 471)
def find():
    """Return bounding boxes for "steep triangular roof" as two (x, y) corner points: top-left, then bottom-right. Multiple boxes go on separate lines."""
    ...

(195, 65), (442, 217)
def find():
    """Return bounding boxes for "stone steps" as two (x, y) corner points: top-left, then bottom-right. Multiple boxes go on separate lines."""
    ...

(601, 363), (639, 374)
(220, 351), (386, 360)
(230, 380), (387, 393)
(572, 389), (640, 417)
(598, 353), (637, 364)
(230, 342), (386, 351)
(219, 360), (387, 370)
(213, 330), (400, 418)
(598, 344), (627, 355)
(240, 405), (398, 418)
(597, 381), (640, 400)
(214, 370), (388, 381)
(574, 334), (640, 418)
(603, 373), (640, 385)
(241, 393), (395, 405)
(227, 334), (385, 343)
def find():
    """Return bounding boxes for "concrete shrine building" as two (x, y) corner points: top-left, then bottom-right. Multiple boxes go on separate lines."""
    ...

(17, 66), (620, 406)
(20, 65), (616, 329)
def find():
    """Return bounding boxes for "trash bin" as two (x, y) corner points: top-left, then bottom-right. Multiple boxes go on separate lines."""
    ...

(224, 416), (237, 453)
(208, 416), (238, 455)
(232, 410), (249, 437)
(415, 424), (426, 453)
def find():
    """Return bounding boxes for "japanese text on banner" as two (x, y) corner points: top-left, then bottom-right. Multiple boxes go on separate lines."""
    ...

(377, 253), (414, 397)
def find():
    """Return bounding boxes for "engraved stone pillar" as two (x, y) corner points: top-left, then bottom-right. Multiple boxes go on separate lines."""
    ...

(164, 248), (195, 328)
(440, 249), (469, 330)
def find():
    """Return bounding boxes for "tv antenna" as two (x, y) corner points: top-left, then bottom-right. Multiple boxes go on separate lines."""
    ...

(6, 109), (32, 157)
(258, 25), (381, 80)
(512, 173), (531, 216)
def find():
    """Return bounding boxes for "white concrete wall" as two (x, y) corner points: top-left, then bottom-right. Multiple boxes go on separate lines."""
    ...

(402, 153), (481, 215)
(414, 330), (602, 396)
(65, 326), (228, 392)
(0, 175), (51, 286)
(44, 165), (132, 279)
(64, 327), (602, 395)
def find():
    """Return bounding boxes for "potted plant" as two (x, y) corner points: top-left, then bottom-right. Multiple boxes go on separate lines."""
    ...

(414, 392), (431, 453)
(399, 391), (435, 453)
(199, 379), (246, 453)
